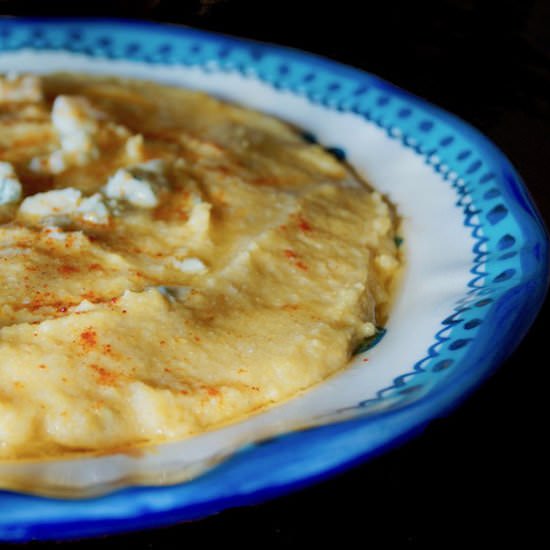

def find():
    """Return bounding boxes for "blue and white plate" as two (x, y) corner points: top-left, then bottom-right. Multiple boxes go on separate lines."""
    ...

(0, 17), (547, 542)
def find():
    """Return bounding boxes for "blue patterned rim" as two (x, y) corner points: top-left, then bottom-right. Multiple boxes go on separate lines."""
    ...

(0, 17), (548, 542)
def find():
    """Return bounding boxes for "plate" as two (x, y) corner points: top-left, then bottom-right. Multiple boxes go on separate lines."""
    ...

(0, 17), (547, 542)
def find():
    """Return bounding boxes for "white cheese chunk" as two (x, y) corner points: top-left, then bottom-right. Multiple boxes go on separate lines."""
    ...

(102, 159), (168, 208)
(19, 188), (110, 225)
(28, 96), (109, 175)
(125, 134), (145, 162)
(0, 162), (23, 205)
(19, 188), (82, 218)
(28, 150), (69, 175)
(171, 257), (207, 273)
(0, 73), (43, 103)
(51, 95), (104, 164)
(40, 226), (69, 241)
(77, 193), (110, 225)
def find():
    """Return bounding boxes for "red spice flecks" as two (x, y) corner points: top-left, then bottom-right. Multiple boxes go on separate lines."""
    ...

(153, 204), (189, 222)
(179, 389), (189, 395)
(194, 335), (201, 343)
(21, 298), (72, 312)
(298, 217), (312, 231)
(362, 358), (369, 363)
(81, 291), (98, 302)
(64, 235), (76, 248)
(88, 263), (104, 271)
(89, 364), (117, 386)
(58, 306), (68, 313)
(80, 328), (97, 348)
(284, 249), (297, 259)
(205, 387), (220, 397)
(295, 260), (308, 271)
(58, 264), (80, 275)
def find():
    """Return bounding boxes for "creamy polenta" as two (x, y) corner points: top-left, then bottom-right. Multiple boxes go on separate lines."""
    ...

(0, 73), (400, 460)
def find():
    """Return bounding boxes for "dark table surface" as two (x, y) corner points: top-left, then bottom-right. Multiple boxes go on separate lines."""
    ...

(1, 1), (548, 546)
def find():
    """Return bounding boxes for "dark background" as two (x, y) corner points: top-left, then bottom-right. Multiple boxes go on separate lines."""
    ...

(1, 0), (548, 546)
